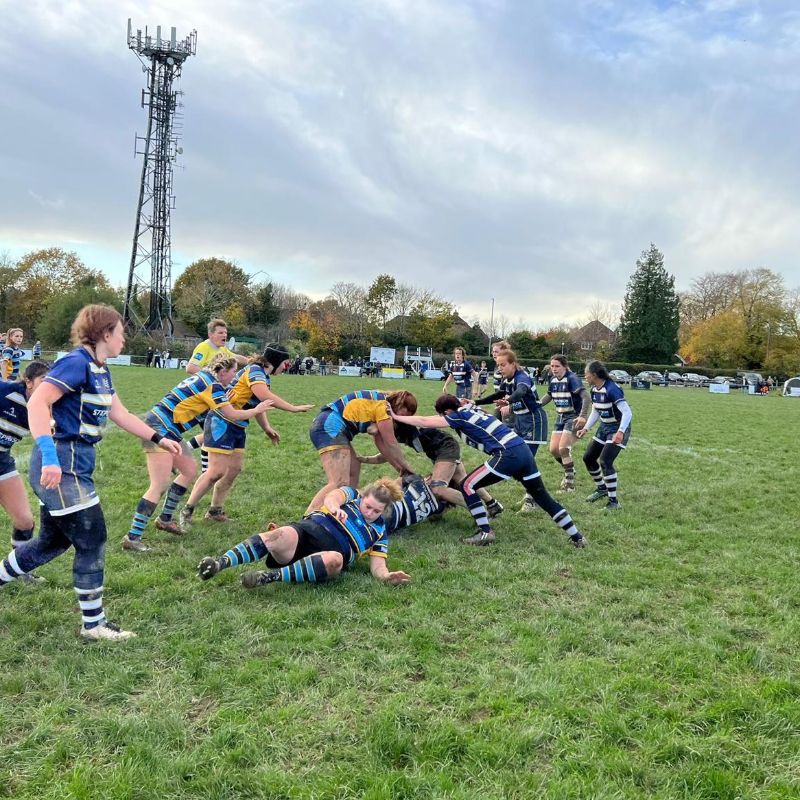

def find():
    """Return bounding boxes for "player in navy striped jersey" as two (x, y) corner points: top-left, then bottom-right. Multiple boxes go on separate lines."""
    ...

(443, 347), (474, 400)
(0, 361), (49, 583)
(476, 361), (489, 398)
(576, 361), (633, 510)
(390, 395), (587, 548)
(1, 328), (25, 382)
(197, 478), (414, 588)
(0, 305), (182, 642)
(474, 348), (548, 514)
(540, 354), (590, 492)
(122, 354), (274, 552)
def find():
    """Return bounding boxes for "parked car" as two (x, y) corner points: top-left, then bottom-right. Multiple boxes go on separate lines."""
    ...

(644, 370), (664, 383)
(633, 371), (659, 384)
(738, 371), (764, 387)
(683, 373), (709, 386)
(666, 371), (684, 384)
(610, 370), (632, 384)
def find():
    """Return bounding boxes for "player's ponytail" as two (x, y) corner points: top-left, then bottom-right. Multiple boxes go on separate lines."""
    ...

(207, 353), (238, 374)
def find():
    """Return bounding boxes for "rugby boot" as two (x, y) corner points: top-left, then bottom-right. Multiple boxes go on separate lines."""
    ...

(155, 517), (183, 536)
(122, 535), (151, 553)
(463, 529), (496, 546)
(241, 570), (282, 589)
(80, 621), (137, 642)
(585, 489), (608, 503)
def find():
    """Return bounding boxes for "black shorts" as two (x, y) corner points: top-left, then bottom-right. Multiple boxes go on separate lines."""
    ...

(431, 438), (460, 463)
(285, 519), (349, 562)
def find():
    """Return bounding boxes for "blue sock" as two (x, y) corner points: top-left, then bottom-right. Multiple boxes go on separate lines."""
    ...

(128, 498), (156, 539)
(278, 554), (328, 583)
(160, 482), (187, 522)
(220, 535), (268, 569)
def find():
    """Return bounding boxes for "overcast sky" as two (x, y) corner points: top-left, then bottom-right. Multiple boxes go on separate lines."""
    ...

(2, 0), (799, 329)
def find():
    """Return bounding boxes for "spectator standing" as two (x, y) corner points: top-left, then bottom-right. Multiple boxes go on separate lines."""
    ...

(32, 340), (42, 359)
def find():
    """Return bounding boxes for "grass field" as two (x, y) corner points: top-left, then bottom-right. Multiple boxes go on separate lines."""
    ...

(1, 369), (799, 799)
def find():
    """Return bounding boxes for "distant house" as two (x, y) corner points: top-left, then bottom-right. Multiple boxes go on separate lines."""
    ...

(570, 320), (616, 353)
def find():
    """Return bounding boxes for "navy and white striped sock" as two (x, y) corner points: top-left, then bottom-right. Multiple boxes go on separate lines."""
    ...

(603, 471), (618, 500)
(75, 586), (105, 629)
(0, 549), (25, 585)
(552, 508), (579, 538)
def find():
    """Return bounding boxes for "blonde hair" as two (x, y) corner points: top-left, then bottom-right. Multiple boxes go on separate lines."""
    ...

(207, 353), (238, 374)
(208, 318), (227, 335)
(5, 328), (23, 341)
(70, 305), (122, 347)
(362, 477), (403, 505)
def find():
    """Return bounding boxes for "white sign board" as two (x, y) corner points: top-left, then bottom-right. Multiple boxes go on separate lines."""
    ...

(338, 366), (362, 377)
(19, 349), (34, 360)
(55, 352), (132, 365)
(709, 383), (730, 394)
(790, 388), (800, 397)
(369, 347), (396, 365)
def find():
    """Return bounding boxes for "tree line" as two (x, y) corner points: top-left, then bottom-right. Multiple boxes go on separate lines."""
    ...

(2, 245), (797, 373)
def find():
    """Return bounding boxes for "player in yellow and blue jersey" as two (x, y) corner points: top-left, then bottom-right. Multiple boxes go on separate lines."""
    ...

(0, 305), (181, 641)
(540, 354), (591, 492)
(391, 395), (587, 549)
(121, 354), (275, 553)
(576, 360), (633, 511)
(0, 361), (49, 583)
(1, 328), (25, 382)
(307, 389), (418, 514)
(181, 344), (313, 525)
(196, 478), (414, 588)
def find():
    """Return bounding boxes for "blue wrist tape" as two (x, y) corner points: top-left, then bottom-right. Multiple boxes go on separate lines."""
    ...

(36, 436), (59, 468)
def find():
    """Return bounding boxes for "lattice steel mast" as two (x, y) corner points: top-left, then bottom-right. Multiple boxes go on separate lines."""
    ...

(124, 19), (197, 334)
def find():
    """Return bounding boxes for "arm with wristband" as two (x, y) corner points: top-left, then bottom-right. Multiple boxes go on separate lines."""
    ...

(108, 395), (182, 456)
(27, 381), (67, 489)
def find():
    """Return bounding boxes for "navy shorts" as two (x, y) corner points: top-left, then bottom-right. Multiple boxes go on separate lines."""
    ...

(513, 408), (548, 445)
(286, 518), (350, 563)
(594, 423), (631, 449)
(141, 411), (193, 455)
(553, 413), (578, 434)
(483, 444), (539, 482)
(29, 440), (99, 516)
(203, 413), (247, 454)
(0, 449), (18, 481)
(309, 408), (353, 453)
(455, 383), (472, 399)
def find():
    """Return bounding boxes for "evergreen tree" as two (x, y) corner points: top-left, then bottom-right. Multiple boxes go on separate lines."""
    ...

(617, 244), (680, 362)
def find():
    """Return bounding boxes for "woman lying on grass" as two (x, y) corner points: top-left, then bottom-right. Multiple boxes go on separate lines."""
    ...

(197, 478), (415, 589)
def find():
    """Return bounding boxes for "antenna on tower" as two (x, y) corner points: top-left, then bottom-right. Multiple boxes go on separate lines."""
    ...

(123, 18), (197, 336)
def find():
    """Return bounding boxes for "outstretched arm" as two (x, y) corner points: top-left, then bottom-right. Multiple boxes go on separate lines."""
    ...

(369, 555), (411, 585)
(388, 409), (449, 429)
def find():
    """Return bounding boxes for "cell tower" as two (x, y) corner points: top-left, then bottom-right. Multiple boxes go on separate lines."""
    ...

(123, 19), (197, 335)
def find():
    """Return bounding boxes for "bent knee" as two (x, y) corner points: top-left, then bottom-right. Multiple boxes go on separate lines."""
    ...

(322, 551), (344, 575)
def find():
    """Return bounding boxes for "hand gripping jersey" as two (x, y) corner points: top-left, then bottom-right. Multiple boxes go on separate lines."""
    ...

(310, 486), (390, 564)
(221, 364), (271, 428)
(323, 390), (391, 437)
(189, 339), (236, 370)
(150, 370), (228, 438)
(548, 370), (584, 416)
(43, 348), (115, 444)
(0, 381), (29, 450)
(443, 404), (525, 454)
